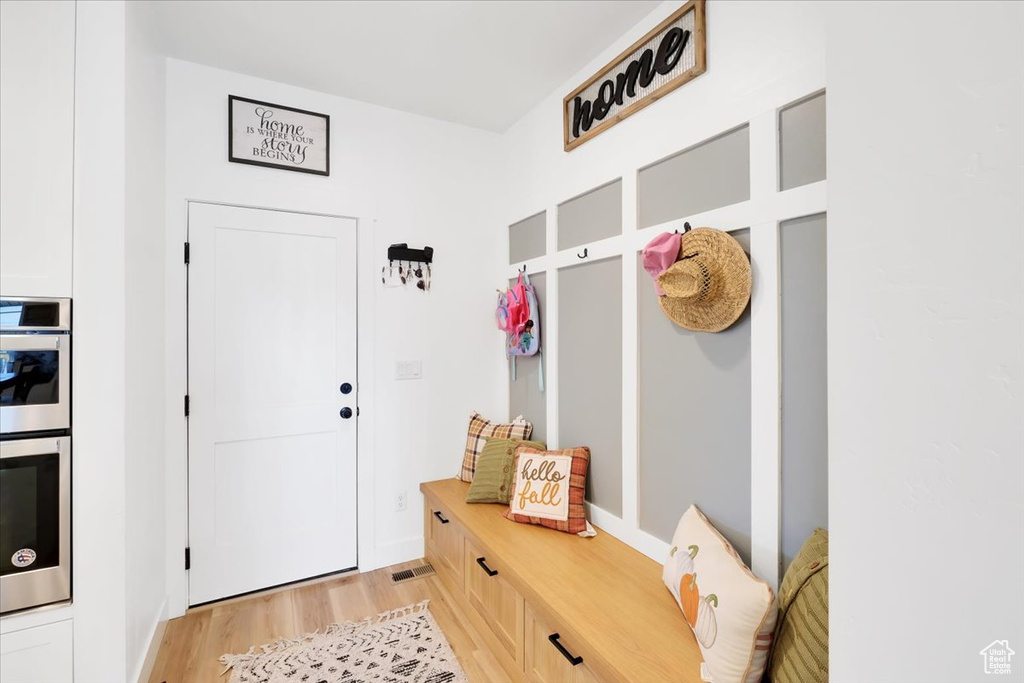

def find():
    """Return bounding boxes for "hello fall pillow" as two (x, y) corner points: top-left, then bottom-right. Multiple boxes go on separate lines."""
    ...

(503, 445), (596, 537)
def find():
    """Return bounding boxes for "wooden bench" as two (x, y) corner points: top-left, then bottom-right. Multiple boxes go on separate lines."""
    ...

(421, 478), (704, 682)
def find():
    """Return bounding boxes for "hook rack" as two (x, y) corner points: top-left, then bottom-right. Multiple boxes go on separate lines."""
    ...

(387, 243), (433, 264)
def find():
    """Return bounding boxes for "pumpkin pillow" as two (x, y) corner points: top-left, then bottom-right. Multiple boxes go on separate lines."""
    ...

(458, 412), (533, 482)
(662, 505), (777, 683)
(465, 437), (546, 504)
(502, 445), (596, 537)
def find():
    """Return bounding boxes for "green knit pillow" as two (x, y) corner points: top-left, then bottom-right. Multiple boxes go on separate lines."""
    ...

(465, 438), (546, 504)
(769, 528), (829, 683)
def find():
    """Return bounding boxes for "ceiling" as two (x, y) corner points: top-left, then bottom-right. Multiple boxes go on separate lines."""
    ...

(144, 0), (661, 133)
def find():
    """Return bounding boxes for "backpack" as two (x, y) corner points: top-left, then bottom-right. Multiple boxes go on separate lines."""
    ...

(495, 275), (530, 340)
(495, 273), (543, 390)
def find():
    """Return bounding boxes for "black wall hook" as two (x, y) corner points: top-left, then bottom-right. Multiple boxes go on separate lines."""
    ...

(684, 222), (692, 233)
(577, 248), (588, 259)
(519, 264), (527, 273)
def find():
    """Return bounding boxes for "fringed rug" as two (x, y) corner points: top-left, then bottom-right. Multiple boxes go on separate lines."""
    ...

(220, 600), (468, 683)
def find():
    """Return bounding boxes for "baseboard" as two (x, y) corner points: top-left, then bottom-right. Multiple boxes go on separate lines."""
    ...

(360, 537), (425, 573)
(132, 597), (168, 683)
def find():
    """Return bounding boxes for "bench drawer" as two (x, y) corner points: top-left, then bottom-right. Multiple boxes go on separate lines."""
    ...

(525, 604), (600, 683)
(426, 502), (464, 592)
(465, 537), (524, 667)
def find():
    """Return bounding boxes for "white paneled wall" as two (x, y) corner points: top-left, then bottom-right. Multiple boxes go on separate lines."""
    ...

(501, 0), (828, 588)
(505, 111), (825, 586)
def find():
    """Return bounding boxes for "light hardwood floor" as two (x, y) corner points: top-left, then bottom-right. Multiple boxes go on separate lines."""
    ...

(148, 560), (511, 683)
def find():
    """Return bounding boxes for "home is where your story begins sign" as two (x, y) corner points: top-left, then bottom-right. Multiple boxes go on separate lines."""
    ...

(229, 95), (330, 175)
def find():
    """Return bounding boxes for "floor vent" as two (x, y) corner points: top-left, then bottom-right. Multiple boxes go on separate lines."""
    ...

(390, 562), (436, 584)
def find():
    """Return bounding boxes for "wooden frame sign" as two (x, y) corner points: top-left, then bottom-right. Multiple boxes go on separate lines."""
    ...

(229, 95), (330, 176)
(563, 0), (706, 152)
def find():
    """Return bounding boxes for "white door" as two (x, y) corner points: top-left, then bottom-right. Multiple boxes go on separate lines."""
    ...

(187, 203), (357, 605)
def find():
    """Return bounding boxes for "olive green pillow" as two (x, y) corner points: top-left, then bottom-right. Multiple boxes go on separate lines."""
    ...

(465, 438), (545, 504)
(768, 528), (829, 683)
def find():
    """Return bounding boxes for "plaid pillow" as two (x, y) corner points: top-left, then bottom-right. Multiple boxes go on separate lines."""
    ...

(458, 412), (532, 482)
(503, 445), (591, 535)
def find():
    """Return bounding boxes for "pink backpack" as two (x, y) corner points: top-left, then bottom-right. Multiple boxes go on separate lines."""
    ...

(495, 273), (544, 390)
(495, 274), (531, 340)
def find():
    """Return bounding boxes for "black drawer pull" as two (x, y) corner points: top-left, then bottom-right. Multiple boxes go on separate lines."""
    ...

(548, 633), (583, 666)
(476, 557), (498, 576)
(433, 510), (449, 524)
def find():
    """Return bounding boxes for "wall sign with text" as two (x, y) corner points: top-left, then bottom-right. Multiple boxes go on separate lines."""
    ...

(563, 0), (706, 151)
(228, 95), (330, 175)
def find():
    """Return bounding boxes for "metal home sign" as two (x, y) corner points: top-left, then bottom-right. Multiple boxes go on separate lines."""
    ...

(563, 0), (706, 151)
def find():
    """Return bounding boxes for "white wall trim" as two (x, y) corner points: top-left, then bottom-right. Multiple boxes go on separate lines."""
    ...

(748, 110), (783, 588)
(620, 168), (639, 532)
(544, 208), (560, 449)
(366, 537), (426, 573)
(131, 597), (167, 683)
(748, 221), (782, 588)
(355, 218), (380, 572)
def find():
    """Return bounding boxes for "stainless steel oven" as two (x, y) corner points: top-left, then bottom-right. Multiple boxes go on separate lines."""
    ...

(0, 297), (71, 436)
(0, 435), (71, 613)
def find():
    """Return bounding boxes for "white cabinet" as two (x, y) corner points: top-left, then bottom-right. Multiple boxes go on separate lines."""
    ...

(0, 620), (73, 683)
(0, 0), (76, 297)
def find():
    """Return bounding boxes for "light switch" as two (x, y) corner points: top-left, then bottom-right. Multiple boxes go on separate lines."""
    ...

(395, 360), (423, 380)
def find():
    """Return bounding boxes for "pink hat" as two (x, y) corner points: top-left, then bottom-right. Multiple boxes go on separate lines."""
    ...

(642, 232), (682, 295)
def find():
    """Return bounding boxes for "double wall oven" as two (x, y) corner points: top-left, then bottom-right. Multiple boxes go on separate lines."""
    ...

(0, 297), (72, 614)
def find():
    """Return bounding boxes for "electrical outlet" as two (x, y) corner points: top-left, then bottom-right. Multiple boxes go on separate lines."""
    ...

(396, 491), (407, 512)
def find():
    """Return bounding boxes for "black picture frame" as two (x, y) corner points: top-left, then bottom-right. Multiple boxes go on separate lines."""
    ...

(228, 95), (330, 176)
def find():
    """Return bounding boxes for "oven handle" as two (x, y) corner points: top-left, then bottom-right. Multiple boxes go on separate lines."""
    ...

(0, 435), (70, 459)
(0, 334), (65, 351)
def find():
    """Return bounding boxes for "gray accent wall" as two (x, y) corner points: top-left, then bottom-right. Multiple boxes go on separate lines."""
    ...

(636, 230), (752, 564)
(559, 257), (623, 516)
(780, 214), (828, 569)
(509, 272), (547, 443)
(509, 211), (546, 264)
(557, 180), (622, 251)
(779, 92), (826, 191)
(638, 126), (751, 229)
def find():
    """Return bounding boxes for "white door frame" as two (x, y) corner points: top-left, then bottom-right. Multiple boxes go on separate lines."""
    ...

(164, 200), (378, 618)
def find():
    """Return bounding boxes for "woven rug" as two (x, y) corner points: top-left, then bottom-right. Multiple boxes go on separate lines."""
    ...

(220, 600), (468, 683)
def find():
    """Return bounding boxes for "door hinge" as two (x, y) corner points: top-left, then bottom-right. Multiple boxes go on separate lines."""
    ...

(184, 395), (190, 417)
(184, 242), (190, 264)
(185, 547), (191, 570)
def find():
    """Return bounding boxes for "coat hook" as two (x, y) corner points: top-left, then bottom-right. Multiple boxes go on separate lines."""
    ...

(519, 264), (527, 273)
(683, 222), (692, 233)
(577, 248), (588, 259)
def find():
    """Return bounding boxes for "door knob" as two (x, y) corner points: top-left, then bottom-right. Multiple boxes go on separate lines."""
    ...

(340, 407), (353, 419)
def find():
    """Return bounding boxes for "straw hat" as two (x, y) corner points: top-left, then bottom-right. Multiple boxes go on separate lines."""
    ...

(656, 228), (751, 333)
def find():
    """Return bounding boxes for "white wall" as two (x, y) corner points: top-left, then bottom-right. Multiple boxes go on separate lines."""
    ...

(162, 59), (505, 616)
(500, 0), (825, 224)
(124, 2), (167, 679)
(826, 3), (1024, 681)
(496, 0), (827, 582)
(72, 2), (129, 680)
